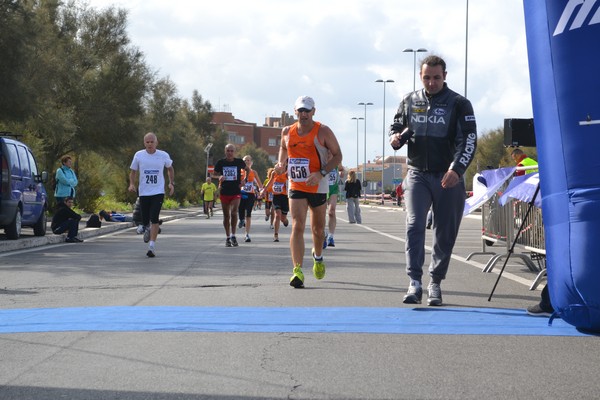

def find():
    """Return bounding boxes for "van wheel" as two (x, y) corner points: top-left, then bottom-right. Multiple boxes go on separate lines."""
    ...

(33, 208), (47, 236)
(5, 209), (22, 240)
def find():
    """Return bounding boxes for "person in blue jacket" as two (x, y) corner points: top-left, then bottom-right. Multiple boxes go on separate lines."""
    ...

(55, 155), (78, 205)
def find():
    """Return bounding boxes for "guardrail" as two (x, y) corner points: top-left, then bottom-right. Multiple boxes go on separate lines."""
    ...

(363, 193), (395, 205)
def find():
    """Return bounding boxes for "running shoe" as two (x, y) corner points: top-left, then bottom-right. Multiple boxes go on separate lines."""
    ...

(231, 236), (239, 247)
(403, 282), (423, 304)
(322, 236), (328, 249)
(136, 225), (144, 234)
(327, 236), (335, 247)
(312, 250), (326, 280)
(427, 283), (443, 306)
(226, 238), (232, 247)
(290, 265), (304, 288)
(265, 215), (269, 221)
(146, 244), (156, 258)
(273, 233), (279, 242)
(143, 225), (151, 243)
(245, 234), (251, 243)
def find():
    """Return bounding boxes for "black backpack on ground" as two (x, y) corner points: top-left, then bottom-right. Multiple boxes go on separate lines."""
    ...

(86, 214), (101, 228)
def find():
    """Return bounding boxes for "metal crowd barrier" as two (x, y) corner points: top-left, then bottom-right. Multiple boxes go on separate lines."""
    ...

(364, 193), (394, 205)
(466, 175), (546, 290)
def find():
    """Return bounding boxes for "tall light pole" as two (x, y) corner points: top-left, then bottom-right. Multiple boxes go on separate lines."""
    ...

(204, 142), (213, 179)
(358, 102), (373, 200)
(375, 79), (394, 198)
(402, 48), (428, 91)
(351, 117), (364, 177)
(465, 0), (469, 97)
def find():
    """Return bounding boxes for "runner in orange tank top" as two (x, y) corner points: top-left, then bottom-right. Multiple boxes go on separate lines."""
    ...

(239, 155), (263, 242)
(262, 168), (275, 227)
(274, 96), (342, 288)
(262, 165), (290, 242)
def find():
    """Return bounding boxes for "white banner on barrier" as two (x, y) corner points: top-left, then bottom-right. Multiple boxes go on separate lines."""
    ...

(499, 172), (542, 208)
(463, 167), (516, 217)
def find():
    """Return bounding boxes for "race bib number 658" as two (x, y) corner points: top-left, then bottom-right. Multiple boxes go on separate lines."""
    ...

(288, 158), (310, 182)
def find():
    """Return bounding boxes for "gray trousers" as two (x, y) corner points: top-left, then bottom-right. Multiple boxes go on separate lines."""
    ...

(403, 169), (465, 283)
(346, 197), (361, 223)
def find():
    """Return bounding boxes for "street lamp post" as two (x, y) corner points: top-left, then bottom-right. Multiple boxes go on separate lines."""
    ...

(351, 117), (364, 178)
(375, 79), (394, 200)
(402, 48), (428, 91)
(204, 142), (213, 179)
(358, 102), (373, 200)
(465, 0), (469, 97)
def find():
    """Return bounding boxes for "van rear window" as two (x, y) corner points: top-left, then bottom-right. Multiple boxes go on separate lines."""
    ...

(6, 144), (19, 176)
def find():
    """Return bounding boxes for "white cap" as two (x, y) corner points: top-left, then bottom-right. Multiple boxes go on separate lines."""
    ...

(294, 96), (315, 110)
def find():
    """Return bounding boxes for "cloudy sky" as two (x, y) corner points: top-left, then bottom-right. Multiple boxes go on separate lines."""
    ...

(87, 0), (532, 168)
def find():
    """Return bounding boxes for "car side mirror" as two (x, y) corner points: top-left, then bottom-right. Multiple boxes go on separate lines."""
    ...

(35, 170), (49, 184)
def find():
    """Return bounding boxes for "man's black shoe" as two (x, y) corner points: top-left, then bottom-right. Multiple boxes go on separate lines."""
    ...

(526, 304), (553, 317)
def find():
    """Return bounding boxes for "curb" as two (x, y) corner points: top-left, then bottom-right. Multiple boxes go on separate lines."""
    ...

(0, 208), (203, 254)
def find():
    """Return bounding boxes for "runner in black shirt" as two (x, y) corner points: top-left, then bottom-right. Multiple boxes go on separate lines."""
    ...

(213, 143), (248, 247)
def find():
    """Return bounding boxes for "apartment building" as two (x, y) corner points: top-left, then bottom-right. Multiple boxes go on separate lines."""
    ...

(361, 155), (407, 194)
(211, 111), (295, 162)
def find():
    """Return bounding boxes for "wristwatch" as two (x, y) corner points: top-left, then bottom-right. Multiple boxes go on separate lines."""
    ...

(319, 169), (328, 177)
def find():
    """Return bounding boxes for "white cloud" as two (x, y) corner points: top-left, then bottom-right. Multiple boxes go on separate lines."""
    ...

(86, 0), (532, 168)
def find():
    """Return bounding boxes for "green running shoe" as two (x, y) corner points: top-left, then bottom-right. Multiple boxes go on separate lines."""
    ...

(312, 252), (326, 280)
(290, 265), (304, 288)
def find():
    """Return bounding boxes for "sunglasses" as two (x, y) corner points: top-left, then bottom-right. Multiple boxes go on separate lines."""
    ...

(297, 108), (312, 113)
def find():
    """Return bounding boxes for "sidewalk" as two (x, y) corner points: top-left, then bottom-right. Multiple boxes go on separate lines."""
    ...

(0, 207), (204, 254)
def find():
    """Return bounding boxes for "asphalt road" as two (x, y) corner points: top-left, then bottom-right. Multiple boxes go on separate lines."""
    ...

(0, 204), (598, 400)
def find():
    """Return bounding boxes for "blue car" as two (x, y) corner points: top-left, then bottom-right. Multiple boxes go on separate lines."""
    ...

(0, 133), (49, 239)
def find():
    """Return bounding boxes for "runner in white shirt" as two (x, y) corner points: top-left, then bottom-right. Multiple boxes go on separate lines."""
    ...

(128, 132), (175, 257)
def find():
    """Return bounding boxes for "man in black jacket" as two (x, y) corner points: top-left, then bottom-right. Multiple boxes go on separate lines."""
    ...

(51, 197), (83, 243)
(389, 55), (477, 306)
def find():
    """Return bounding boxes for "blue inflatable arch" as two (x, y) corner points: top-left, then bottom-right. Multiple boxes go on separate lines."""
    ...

(523, 1), (600, 331)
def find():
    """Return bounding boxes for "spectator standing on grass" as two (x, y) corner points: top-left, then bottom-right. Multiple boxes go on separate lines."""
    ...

(54, 155), (78, 205)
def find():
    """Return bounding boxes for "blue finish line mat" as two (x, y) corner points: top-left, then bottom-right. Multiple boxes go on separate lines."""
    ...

(0, 306), (590, 337)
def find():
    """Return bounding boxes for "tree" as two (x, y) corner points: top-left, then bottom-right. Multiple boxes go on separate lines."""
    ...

(238, 143), (272, 180)
(73, 5), (152, 153)
(0, 0), (37, 121)
(185, 90), (214, 141)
